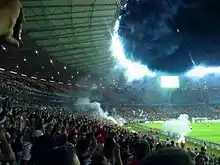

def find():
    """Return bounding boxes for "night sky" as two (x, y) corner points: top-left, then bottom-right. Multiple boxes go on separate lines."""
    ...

(118, 0), (220, 73)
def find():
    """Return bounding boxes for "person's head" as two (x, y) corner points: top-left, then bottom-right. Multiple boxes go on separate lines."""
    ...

(68, 131), (78, 145)
(32, 130), (44, 143)
(180, 142), (185, 149)
(91, 154), (111, 165)
(141, 148), (192, 165)
(47, 145), (80, 165)
(45, 124), (53, 135)
(166, 143), (171, 148)
(56, 133), (68, 146)
(155, 142), (163, 151)
(133, 141), (150, 159)
(31, 135), (55, 165)
(176, 142), (179, 148)
(103, 137), (116, 160)
(76, 139), (90, 154)
(200, 147), (206, 152)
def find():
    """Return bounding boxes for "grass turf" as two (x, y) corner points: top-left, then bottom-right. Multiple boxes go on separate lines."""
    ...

(137, 122), (220, 144)
(126, 122), (220, 156)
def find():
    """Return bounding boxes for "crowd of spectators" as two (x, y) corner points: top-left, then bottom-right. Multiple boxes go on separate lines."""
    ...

(0, 71), (71, 97)
(2, 3), (220, 165)
(0, 72), (219, 165)
(0, 72), (74, 107)
(0, 100), (218, 165)
(102, 77), (220, 106)
(116, 105), (220, 122)
(0, 87), (218, 165)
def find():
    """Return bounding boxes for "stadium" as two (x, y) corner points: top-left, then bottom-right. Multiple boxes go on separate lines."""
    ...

(0, 0), (220, 165)
(116, 73), (220, 153)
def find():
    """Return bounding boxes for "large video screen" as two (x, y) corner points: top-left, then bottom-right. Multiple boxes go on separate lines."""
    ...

(160, 76), (179, 89)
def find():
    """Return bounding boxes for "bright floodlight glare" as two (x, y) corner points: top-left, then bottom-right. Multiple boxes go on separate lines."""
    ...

(185, 66), (206, 77)
(50, 59), (53, 64)
(185, 66), (220, 78)
(111, 20), (156, 82)
(160, 76), (179, 89)
(1, 45), (6, 51)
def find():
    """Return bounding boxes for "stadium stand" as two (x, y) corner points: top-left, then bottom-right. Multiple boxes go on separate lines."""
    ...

(1, 0), (220, 165)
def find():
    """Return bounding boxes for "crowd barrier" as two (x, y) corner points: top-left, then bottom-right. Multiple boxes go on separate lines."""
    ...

(185, 136), (220, 150)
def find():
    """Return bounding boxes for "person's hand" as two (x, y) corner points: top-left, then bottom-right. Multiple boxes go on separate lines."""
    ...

(114, 143), (121, 156)
(112, 137), (120, 153)
(0, 125), (7, 143)
(61, 127), (67, 135)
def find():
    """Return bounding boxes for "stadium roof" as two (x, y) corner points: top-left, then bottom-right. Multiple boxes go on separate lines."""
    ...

(23, 0), (117, 72)
(0, 0), (119, 85)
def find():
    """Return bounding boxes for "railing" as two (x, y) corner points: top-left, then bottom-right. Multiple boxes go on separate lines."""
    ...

(185, 136), (220, 150)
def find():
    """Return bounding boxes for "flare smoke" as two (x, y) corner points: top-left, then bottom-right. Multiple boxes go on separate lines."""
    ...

(75, 98), (125, 125)
(163, 114), (191, 143)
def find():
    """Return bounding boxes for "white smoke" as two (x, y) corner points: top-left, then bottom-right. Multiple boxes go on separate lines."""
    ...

(75, 98), (125, 125)
(113, 114), (127, 126)
(163, 114), (191, 143)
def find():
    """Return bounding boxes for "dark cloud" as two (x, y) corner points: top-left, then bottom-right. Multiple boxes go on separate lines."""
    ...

(118, 0), (220, 73)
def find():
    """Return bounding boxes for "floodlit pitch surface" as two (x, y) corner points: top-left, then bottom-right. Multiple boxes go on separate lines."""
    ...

(135, 122), (220, 144)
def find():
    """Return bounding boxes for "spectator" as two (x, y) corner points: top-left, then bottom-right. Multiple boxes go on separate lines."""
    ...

(128, 141), (150, 165)
(141, 148), (192, 165)
(47, 145), (80, 165)
(0, 126), (15, 163)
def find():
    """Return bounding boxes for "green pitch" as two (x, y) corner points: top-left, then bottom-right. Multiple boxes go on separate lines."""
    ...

(134, 122), (220, 144)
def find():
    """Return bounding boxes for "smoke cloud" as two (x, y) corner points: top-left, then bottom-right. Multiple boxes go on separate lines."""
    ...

(163, 114), (191, 142)
(75, 98), (125, 125)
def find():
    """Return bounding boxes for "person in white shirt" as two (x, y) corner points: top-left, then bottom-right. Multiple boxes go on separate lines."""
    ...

(20, 129), (43, 165)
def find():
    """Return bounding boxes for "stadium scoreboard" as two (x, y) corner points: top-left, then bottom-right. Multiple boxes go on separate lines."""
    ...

(160, 76), (180, 89)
